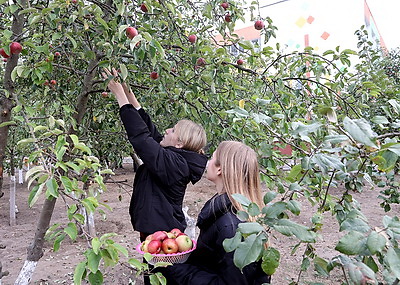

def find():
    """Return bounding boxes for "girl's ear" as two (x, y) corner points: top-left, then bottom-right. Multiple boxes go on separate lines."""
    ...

(216, 165), (222, 176)
(175, 141), (184, 149)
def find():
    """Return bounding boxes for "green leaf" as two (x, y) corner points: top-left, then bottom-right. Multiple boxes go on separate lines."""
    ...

(237, 222), (264, 235)
(64, 222), (78, 240)
(286, 200), (301, 216)
(335, 231), (366, 255)
(0, 120), (17, 127)
(28, 184), (45, 207)
(247, 203), (260, 217)
(287, 164), (302, 183)
(67, 204), (78, 220)
(17, 138), (36, 146)
(263, 202), (287, 218)
(323, 135), (349, 144)
(128, 258), (146, 270)
(232, 193), (251, 207)
(386, 248), (400, 278)
(88, 270), (103, 285)
(371, 116), (389, 124)
(272, 219), (317, 242)
(388, 99), (400, 114)
(314, 256), (329, 277)
(46, 178), (59, 198)
(263, 192), (277, 204)
(339, 218), (370, 233)
(92, 237), (101, 255)
(366, 231), (386, 254)
(74, 261), (87, 285)
(261, 247), (280, 275)
(387, 143), (400, 156)
(61, 176), (74, 192)
(233, 234), (264, 270)
(343, 117), (378, 148)
(109, 243), (129, 257)
(86, 250), (101, 273)
(119, 63), (128, 81)
(53, 233), (66, 251)
(223, 231), (242, 252)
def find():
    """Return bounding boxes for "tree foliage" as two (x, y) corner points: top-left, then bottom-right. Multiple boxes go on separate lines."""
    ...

(1, 0), (400, 284)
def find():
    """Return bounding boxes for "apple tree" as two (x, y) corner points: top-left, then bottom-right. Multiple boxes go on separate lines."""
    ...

(0, 0), (400, 284)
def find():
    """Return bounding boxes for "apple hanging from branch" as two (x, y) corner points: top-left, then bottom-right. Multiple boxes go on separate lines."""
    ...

(188, 34), (197, 44)
(254, 20), (265, 30)
(220, 2), (229, 10)
(126, 27), (139, 39)
(0, 48), (10, 58)
(10, 42), (22, 54)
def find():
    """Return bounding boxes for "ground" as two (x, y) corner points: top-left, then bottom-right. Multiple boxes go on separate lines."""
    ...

(0, 163), (397, 285)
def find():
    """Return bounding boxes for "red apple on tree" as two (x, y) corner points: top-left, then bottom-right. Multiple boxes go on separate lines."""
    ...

(10, 42), (22, 54)
(196, 57), (206, 67)
(0, 48), (10, 58)
(50, 80), (57, 85)
(147, 240), (162, 254)
(220, 2), (229, 10)
(254, 20), (264, 30)
(188, 34), (197, 44)
(140, 3), (148, 12)
(224, 13), (231, 22)
(126, 27), (139, 39)
(175, 234), (193, 252)
(150, 71), (159, 80)
(237, 59), (244, 65)
(54, 52), (61, 57)
(101, 91), (108, 98)
(44, 80), (49, 86)
(161, 238), (179, 254)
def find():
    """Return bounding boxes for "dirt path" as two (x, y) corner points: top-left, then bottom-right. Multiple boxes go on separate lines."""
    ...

(0, 164), (397, 284)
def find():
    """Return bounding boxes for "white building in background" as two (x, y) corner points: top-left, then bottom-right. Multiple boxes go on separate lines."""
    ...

(217, 0), (386, 54)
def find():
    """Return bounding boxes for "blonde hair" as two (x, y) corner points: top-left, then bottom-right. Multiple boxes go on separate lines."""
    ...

(174, 119), (207, 153)
(214, 141), (264, 218)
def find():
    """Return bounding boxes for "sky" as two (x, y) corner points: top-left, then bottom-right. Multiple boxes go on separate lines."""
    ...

(366, 0), (400, 49)
(238, 0), (400, 51)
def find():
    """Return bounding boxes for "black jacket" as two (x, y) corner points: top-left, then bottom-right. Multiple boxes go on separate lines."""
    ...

(119, 104), (207, 233)
(161, 193), (271, 285)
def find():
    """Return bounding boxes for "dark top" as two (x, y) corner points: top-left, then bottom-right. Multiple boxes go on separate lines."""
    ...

(119, 104), (207, 233)
(160, 193), (271, 285)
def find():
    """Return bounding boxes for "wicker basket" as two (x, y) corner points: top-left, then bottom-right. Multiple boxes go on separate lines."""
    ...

(136, 240), (197, 265)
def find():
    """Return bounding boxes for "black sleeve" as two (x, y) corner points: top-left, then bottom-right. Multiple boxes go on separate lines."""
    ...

(160, 223), (249, 285)
(137, 108), (163, 143)
(119, 104), (186, 184)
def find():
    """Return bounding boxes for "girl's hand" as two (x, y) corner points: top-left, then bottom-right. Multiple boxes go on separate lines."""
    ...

(102, 67), (129, 107)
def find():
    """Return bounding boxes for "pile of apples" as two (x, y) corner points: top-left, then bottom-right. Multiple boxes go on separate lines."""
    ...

(141, 228), (193, 254)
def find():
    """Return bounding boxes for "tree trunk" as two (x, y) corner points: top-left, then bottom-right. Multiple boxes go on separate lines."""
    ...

(69, 55), (102, 134)
(0, 0), (27, 198)
(14, 198), (57, 285)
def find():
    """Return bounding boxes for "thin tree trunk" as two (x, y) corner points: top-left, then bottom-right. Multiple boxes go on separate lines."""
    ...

(14, 198), (57, 285)
(9, 175), (16, 226)
(0, 0), (27, 198)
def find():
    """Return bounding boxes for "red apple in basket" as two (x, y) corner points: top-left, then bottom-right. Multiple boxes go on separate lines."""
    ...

(152, 230), (168, 241)
(170, 228), (182, 237)
(148, 240), (162, 254)
(175, 234), (193, 252)
(161, 238), (179, 254)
